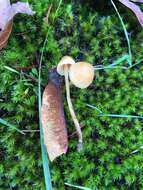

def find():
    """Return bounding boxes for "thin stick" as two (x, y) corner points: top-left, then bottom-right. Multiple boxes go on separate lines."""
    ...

(14, 64), (38, 70)
(44, 4), (52, 25)
(21, 130), (40, 133)
(64, 65), (83, 151)
(69, 125), (84, 138)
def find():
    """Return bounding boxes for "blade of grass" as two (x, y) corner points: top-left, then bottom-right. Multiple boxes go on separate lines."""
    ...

(38, 2), (64, 189)
(54, 0), (63, 18)
(0, 118), (25, 135)
(4, 66), (20, 74)
(130, 59), (143, 68)
(94, 55), (130, 71)
(109, 54), (130, 67)
(38, 29), (52, 190)
(86, 104), (103, 114)
(131, 145), (143, 154)
(4, 65), (39, 84)
(111, 0), (132, 66)
(94, 66), (127, 70)
(98, 114), (143, 119)
(38, 4), (53, 190)
(88, 105), (143, 119)
(65, 183), (92, 190)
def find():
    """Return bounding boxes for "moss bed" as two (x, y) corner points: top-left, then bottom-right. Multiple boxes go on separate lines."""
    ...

(1, 0), (143, 189)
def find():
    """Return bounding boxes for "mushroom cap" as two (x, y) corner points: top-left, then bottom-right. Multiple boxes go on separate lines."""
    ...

(69, 62), (94, 89)
(57, 56), (75, 76)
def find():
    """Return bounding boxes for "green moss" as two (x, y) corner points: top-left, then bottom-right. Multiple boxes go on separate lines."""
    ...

(1, 0), (143, 189)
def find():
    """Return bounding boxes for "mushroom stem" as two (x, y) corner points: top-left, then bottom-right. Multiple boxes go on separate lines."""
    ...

(64, 65), (83, 151)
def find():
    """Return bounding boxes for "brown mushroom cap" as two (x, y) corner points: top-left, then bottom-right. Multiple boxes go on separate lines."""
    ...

(57, 56), (75, 76)
(69, 62), (94, 89)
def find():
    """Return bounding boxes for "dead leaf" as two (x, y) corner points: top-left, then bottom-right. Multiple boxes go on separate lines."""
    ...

(119, 0), (143, 26)
(41, 68), (68, 161)
(0, 1), (35, 30)
(0, 20), (13, 50)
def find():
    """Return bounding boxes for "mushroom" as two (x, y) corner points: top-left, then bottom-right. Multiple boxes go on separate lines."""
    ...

(57, 56), (94, 151)
(57, 56), (83, 151)
(69, 62), (94, 89)
(57, 56), (75, 76)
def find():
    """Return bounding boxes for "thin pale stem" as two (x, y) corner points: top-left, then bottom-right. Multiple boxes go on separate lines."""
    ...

(21, 130), (40, 133)
(64, 65), (83, 151)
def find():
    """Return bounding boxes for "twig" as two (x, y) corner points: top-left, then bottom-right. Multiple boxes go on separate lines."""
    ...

(14, 63), (38, 71)
(21, 130), (40, 133)
(44, 4), (53, 25)
(69, 125), (84, 138)
(21, 72), (38, 82)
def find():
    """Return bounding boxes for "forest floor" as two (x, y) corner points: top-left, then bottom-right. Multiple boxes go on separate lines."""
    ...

(1, 0), (143, 190)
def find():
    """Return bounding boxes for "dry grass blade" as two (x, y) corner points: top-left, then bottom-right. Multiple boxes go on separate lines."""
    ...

(44, 4), (52, 25)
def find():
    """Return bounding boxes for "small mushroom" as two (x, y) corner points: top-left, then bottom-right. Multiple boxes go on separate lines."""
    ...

(69, 62), (94, 89)
(57, 56), (75, 75)
(57, 56), (83, 151)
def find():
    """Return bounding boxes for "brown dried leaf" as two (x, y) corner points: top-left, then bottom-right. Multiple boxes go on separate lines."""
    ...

(119, 0), (143, 26)
(41, 69), (68, 161)
(0, 20), (13, 50)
